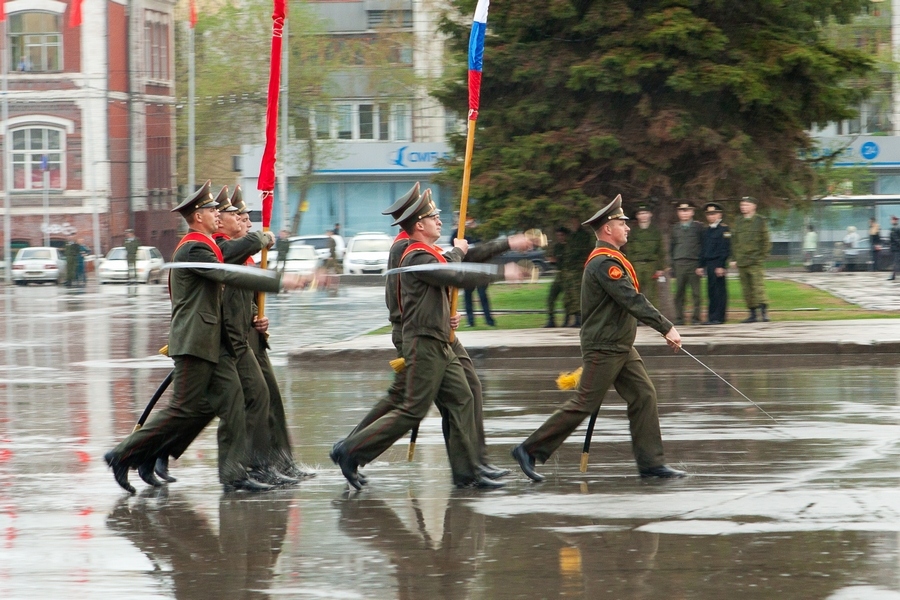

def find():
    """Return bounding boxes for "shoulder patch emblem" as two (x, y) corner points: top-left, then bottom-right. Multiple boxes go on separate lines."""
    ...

(608, 265), (624, 280)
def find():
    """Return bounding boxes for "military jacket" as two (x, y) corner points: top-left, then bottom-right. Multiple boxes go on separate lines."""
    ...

(669, 221), (704, 265)
(580, 241), (673, 354)
(699, 222), (731, 269)
(216, 232), (270, 356)
(624, 224), (664, 270)
(275, 237), (290, 259)
(731, 214), (771, 267)
(399, 243), (503, 343)
(167, 231), (281, 363)
(124, 236), (140, 260)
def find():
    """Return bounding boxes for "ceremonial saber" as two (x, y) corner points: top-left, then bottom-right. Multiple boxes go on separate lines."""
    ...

(579, 408), (599, 473)
(256, 0), (287, 324)
(678, 345), (778, 422)
(161, 262), (279, 278)
(132, 370), (174, 433)
(385, 262), (500, 276)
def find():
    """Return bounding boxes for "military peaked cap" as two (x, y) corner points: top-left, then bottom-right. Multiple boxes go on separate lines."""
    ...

(634, 203), (652, 216)
(393, 188), (439, 227)
(704, 202), (724, 213)
(215, 185), (238, 212)
(740, 196), (758, 205)
(674, 200), (696, 210)
(172, 180), (216, 216)
(383, 182), (421, 219)
(583, 194), (628, 229)
(230, 186), (250, 214)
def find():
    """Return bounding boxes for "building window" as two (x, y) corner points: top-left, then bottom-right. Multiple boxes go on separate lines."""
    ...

(9, 12), (62, 73)
(315, 105), (331, 139)
(336, 104), (353, 140)
(367, 10), (413, 29)
(392, 104), (410, 141)
(145, 12), (169, 81)
(313, 102), (411, 141)
(10, 127), (65, 191)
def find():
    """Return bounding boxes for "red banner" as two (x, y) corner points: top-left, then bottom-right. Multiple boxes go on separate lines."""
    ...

(257, 0), (286, 229)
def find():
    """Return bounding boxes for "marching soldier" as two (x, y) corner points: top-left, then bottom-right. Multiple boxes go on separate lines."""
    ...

(623, 204), (664, 307)
(730, 196), (771, 323)
(512, 195), (685, 482)
(330, 192), (524, 490)
(698, 203), (730, 325)
(104, 181), (306, 494)
(669, 201), (704, 325)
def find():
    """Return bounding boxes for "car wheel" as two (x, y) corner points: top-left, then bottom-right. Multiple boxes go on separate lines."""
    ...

(15, 281), (26, 286)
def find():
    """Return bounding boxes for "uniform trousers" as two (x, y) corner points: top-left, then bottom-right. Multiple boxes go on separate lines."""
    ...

(705, 267), (727, 323)
(633, 262), (659, 307)
(673, 260), (701, 323)
(737, 264), (767, 308)
(252, 336), (295, 469)
(108, 354), (252, 484)
(522, 347), (666, 470)
(342, 335), (481, 484)
(547, 274), (565, 319)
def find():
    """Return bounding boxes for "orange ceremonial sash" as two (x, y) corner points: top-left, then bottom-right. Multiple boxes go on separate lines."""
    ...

(585, 247), (640, 293)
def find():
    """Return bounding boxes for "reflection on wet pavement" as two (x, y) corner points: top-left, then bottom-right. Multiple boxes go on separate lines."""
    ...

(0, 285), (898, 599)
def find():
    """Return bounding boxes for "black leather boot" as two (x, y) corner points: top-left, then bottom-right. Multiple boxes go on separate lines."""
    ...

(760, 304), (769, 322)
(544, 314), (556, 328)
(741, 308), (758, 323)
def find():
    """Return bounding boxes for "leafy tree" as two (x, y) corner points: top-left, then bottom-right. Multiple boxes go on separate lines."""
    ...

(435, 0), (875, 234)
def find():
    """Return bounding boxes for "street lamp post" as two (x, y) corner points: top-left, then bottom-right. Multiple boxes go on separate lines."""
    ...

(42, 155), (49, 246)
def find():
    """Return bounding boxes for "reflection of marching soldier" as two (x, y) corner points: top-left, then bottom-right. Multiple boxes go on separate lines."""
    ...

(698, 203), (731, 325)
(512, 195), (685, 482)
(622, 204), (664, 307)
(104, 181), (305, 494)
(730, 196), (771, 323)
(669, 201), (704, 326)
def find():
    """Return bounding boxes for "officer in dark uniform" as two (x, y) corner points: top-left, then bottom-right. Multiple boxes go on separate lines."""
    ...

(698, 202), (730, 325)
(512, 194), (686, 482)
(331, 192), (525, 490)
(104, 181), (306, 494)
(622, 204), (664, 307)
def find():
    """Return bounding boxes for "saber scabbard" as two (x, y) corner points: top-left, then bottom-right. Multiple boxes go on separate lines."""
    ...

(133, 370), (174, 433)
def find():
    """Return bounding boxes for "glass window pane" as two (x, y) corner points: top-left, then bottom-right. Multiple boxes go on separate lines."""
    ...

(315, 105), (331, 138)
(359, 104), (374, 140)
(336, 105), (352, 140)
(31, 129), (44, 149)
(47, 130), (61, 149)
(12, 165), (25, 190)
(378, 103), (390, 140)
(13, 131), (26, 150)
(393, 104), (410, 141)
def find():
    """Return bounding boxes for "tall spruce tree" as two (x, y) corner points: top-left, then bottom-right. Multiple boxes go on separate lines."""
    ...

(435, 0), (874, 230)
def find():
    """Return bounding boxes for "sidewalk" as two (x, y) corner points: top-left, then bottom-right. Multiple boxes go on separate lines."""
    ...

(290, 270), (900, 369)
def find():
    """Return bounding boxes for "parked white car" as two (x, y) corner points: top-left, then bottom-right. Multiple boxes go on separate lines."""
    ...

(268, 244), (321, 276)
(98, 246), (165, 284)
(10, 247), (66, 285)
(289, 234), (345, 261)
(343, 232), (392, 275)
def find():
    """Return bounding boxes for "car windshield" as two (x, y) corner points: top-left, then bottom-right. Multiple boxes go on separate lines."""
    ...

(286, 246), (317, 260)
(18, 248), (53, 260)
(294, 238), (330, 250)
(351, 238), (391, 253)
(107, 248), (127, 260)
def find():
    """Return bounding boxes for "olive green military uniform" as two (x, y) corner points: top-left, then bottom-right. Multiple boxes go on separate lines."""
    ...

(563, 226), (596, 321)
(546, 235), (568, 325)
(107, 231), (281, 485)
(624, 224), (664, 307)
(348, 235), (512, 465)
(275, 236), (290, 270)
(250, 326), (296, 470)
(124, 235), (141, 281)
(340, 245), (503, 485)
(669, 220), (704, 324)
(64, 240), (80, 285)
(521, 241), (674, 471)
(731, 214), (771, 309)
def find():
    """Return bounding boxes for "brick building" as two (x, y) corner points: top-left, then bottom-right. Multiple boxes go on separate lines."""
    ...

(1, 0), (180, 262)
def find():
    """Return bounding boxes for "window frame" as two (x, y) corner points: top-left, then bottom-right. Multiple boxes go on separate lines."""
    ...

(8, 11), (63, 73)
(9, 125), (67, 192)
(312, 102), (412, 142)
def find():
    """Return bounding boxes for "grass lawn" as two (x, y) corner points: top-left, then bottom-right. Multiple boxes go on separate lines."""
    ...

(369, 277), (898, 333)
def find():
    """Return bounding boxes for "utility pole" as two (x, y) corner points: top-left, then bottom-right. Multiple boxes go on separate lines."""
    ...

(279, 17), (289, 231)
(2, 17), (10, 281)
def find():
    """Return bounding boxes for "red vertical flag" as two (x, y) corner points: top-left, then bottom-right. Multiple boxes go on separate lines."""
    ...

(189, 0), (197, 28)
(0, 1), (6, 22)
(257, 0), (286, 229)
(69, 0), (82, 27)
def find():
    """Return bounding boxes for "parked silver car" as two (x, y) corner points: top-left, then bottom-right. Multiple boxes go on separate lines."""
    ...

(268, 244), (321, 276)
(97, 246), (165, 284)
(10, 247), (66, 285)
(343, 233), (392, 275)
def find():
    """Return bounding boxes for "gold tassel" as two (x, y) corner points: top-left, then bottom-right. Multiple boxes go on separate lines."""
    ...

(556, 367), (582, 391)
(390, 357), (406, 372)
(159, 345), (169, 357)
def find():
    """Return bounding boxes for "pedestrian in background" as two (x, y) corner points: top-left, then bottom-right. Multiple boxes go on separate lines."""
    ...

(75, 237), (90, 286)
(64, 233), (80, 287)
(889, 216), (900, 281)
(275, 229), (290, 271)
(623, 204), (664, 308)
(868, 218), (881, 271)
(842, 226), (860, 270)
(698, 203), (730, 325)
(730, 196), (771, 323)
(452, 216), (495, 327)
(562, 217), (596, 327)
(545, 227), (570, 328)
(669, 201), (704, 326)
(803, 225), (818, 271)
(124, 228), (140, 283)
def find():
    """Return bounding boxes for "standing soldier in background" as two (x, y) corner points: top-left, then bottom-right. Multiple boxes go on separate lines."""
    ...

(698, 203), (730, 325)
(275, 229), (291, 271)
(124, 228), (141, 283)
(544, 227), (570, 328)
(64, 233), (80, 287)
(889, 216), (900, 281)
(730, 196), (771, 323)
(563, 217), (596, 327)
(669, 201), (704, 326)
(623, 204), (664, 308)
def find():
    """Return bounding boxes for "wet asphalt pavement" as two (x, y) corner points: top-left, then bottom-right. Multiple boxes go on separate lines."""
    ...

(0, 282), (898, 599)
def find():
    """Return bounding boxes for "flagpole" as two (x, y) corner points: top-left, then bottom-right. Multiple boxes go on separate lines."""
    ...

(2, 17), (10, 283)
(187, 19), (195, 195)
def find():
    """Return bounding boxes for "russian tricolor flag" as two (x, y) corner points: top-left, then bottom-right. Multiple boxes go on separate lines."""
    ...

(467, 0), (489, 120)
